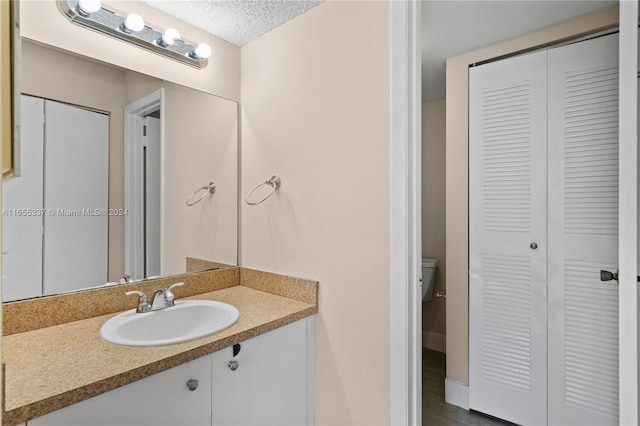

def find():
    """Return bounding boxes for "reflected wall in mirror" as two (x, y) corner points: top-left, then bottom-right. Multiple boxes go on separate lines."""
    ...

(2, 39), (238, 302)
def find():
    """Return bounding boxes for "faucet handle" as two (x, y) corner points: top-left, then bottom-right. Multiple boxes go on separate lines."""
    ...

(125, 290), (151, 313)
(168, 282), (184, 292)
(162, 282), (184, 308)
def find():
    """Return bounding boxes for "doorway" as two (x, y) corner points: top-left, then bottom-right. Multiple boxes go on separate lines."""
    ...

(124, 89), (163, 282)
(415, 3), (631, 426)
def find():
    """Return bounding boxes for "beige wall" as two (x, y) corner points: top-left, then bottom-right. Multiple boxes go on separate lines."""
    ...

(422, 99), (446, 352)
(240, 2), (390, 424)
(445, 7), (618, 385)
(19, 0), (240, 101)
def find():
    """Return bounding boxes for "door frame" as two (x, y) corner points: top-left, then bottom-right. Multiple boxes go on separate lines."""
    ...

(124, 88), (163, 281)
(443, 7), (619, 408)
(617, 2), (638, 423)
(390, 0), (422, 424)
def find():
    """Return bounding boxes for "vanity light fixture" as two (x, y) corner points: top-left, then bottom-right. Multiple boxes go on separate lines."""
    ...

(57, 0), (210, 69)
(159, 28), (181, 47)
(77, 0), (101, 16)
(190, 43), (212, 60)
(121, 13), (145, 34)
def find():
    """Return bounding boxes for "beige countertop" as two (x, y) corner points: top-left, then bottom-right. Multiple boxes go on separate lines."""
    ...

(2, 283), (317, 425)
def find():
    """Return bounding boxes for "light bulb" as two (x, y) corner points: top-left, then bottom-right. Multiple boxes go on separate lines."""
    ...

(160, 28), (180, 46)
(77, 0), (101, 15)
(190, 43), (211, 60)
(121, 13), (144, 33)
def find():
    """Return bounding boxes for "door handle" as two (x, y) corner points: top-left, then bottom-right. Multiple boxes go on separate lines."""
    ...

(600, 269), (640, 283)
(600, 269), (618, 282)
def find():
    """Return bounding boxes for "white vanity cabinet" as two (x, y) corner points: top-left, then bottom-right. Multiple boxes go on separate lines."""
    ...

(211, 317), (313, 426)
(28, 355), (212, 426)
(25, 317), (314, 426)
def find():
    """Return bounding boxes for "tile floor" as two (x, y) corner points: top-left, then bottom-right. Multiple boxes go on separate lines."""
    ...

(422, 348), (512, 426)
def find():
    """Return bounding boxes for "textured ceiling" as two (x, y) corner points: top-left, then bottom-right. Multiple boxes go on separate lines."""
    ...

(422, 0), (617, 101)
(143, 1), (617, 101)
(142, 0), (321, 46)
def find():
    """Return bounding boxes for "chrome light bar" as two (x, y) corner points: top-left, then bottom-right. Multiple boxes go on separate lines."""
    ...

(56, 0), (210, 69)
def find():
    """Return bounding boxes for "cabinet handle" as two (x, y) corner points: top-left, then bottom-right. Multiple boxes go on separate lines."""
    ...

(186, 378), (199, 391)
(228, 360), (239, 371)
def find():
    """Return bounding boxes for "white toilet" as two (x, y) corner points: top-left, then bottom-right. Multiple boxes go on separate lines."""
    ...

(422, 258), (438, 302)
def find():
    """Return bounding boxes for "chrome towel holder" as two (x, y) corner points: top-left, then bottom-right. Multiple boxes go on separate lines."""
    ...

(186, 181), (216, 206)
(246, 175), (281, 205)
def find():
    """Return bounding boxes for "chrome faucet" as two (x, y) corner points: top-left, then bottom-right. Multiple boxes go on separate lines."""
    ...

(125, 282), (185, 313)
(151, 282), (184, 310)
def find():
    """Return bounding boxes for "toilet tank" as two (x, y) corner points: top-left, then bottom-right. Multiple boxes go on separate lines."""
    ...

(422, 258), (438, 302)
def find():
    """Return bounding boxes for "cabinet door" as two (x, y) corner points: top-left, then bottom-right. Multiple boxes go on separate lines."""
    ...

(547, 32), (620, 426)
(29, 355), (212, 426)
(469, 49), (548, 425)
(211, 319), (309, 425)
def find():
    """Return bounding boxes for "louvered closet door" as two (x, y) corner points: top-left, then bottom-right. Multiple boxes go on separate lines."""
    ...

(469, 50), (548, 425)
(547, 33), (619, 426)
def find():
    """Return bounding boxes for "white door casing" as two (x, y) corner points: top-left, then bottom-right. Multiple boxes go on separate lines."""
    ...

(390, 1), (422, 424)
(124, 89), (163, 282)
(618, 3), (639, 424)
(144, 116), (161, 278)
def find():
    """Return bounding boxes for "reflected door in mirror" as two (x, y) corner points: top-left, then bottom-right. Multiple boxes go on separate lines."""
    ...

(2, 95), (108, 300)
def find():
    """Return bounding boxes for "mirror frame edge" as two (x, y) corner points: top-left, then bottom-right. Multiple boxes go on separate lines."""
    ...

(2, 0), (17, 179)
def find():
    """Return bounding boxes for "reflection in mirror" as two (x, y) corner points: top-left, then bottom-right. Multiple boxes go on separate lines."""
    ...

(2, 39), (238, 302)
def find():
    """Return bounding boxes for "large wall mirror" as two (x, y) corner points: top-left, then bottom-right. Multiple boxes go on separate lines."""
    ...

(2, 35), (238, 302)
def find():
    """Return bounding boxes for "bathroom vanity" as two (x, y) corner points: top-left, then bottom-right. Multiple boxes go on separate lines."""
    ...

(28, 319), (312, 426)
(2, 267), (318, 426)
(3, 3), (320, 426)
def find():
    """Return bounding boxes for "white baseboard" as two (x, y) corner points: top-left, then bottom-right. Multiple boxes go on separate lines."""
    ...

(422, 331), (445, 352)
(444, 378), (469, 410)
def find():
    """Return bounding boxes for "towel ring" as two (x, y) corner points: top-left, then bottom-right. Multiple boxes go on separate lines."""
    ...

(186, 182), (216, 206)
(246, 175), (281, 205)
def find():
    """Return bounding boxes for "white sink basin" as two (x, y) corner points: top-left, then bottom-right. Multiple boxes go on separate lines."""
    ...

(100, 300), (240, 347)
